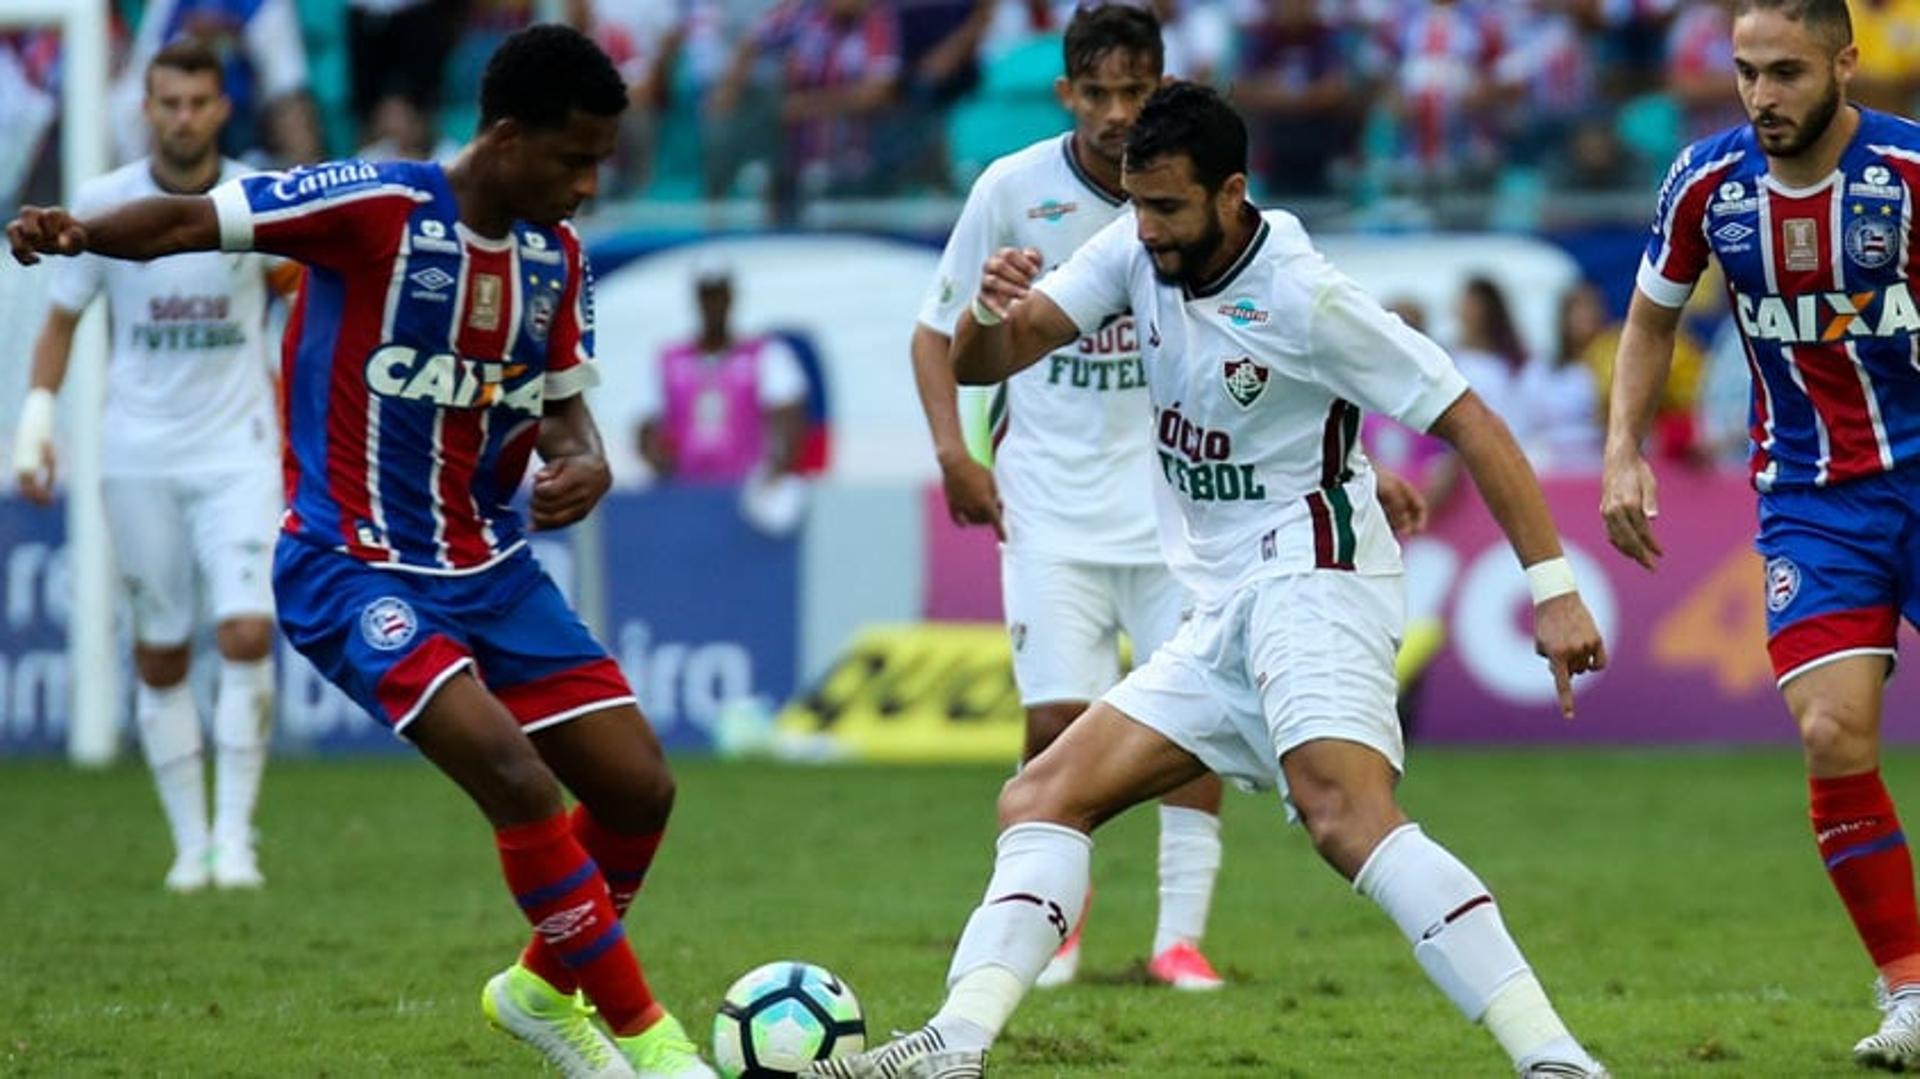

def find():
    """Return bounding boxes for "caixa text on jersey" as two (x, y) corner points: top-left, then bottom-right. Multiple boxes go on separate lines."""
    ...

(363, 345), (544, 412)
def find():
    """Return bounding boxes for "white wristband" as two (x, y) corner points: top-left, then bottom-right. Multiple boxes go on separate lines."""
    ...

(970, 296), (1004, 327)
(13, 387), (54, 475)
(1525, 556), (1578, 605)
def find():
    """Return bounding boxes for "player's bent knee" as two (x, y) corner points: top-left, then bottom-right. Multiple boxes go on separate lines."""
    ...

(1799, 706), (1878, 773)
(215, 618), (275, 662)
(997, 767), (1081, 830)
(133, 645), (192, 688)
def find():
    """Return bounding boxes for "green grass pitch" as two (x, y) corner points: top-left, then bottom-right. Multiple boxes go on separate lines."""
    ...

(2, 749), (1909, 1076)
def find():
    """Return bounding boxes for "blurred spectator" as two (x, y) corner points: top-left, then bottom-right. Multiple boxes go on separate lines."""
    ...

(1590, 0), (1680, 96)
(1492, 0), (1595, 168)
(638, 262), (809, 485)
(1232, 0), (1357, 197)
(1852, 0), (1920, 114)
(1370, 0), (1508, 189)
(113, 0), (323, 164)
(1449, 275), (1529, 426)
(1551, 115), (1637, 192)
(1511, 283), (1606, 475)
(1665, 0), (1740, 140)
(1580, 279), (1710, 463)
(567, 0), (691, 191)
(0, 31), (58, 206)
(348, 0), (468, 161)
(885, 0), (994, 192)
(1138, 0), (1228, 84)
(711, 0), (904, 212)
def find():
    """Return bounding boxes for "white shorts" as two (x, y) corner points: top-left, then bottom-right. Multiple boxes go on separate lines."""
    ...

(1105, 572), (1406, 799)
(102, 467), (281, 647)
(1001, 546), (1188, 707)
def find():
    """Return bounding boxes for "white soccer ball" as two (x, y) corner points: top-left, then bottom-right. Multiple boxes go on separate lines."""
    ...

(713, 961), (866, 1078)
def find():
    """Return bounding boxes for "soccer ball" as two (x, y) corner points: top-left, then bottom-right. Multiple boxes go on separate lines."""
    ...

(713, 961), (866, 1078)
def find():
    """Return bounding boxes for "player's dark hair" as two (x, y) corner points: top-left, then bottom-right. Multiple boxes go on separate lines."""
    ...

(479, 24), (627, 132)
(1124, 81), (1247, 194)
(1732, 0), (1855, 50)
(1063, 3), (1164, 80)
(147, 38), (222, 87)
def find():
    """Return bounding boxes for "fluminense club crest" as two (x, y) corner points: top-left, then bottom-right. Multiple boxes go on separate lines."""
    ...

(1222, 357), (1269, 408)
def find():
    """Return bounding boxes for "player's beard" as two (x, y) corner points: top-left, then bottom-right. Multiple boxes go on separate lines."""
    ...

(155, 131), (217, 177)
(1146, 211), (1227, 289)
(1752, 72), (1842, 159)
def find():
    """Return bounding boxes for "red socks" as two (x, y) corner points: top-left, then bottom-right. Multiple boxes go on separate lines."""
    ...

(520, 806), (666, 999)
(1811, 771), (1920, 988)
(496, 812), (660, 1034)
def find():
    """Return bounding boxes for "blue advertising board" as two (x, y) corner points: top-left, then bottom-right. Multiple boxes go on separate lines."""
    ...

(0, 498), (73, 753)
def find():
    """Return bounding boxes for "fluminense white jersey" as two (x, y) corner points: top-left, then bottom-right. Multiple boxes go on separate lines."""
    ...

(47, 158), (280, 478)
(1037, 207), (1471, 605)
(918, 133), (1159, 564)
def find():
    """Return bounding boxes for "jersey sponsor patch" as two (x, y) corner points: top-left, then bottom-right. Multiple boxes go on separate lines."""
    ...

(1784, 218), (1821, 272)
(360, 596), (419, 651)
(1222, 357), (1270, 408)
(1766, 556), (1801, 613)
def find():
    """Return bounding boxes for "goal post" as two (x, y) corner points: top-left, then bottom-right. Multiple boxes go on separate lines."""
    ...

(0, 0), (116, 765)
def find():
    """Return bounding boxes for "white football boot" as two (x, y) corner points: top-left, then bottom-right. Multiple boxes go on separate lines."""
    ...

(163, 846), (210, 893)
(1856, 978), (1920, 1071)
(801, 1026), (985, 1079)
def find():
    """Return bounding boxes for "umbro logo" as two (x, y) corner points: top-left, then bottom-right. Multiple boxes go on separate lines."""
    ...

(408, 267), (455, 303)
(1713, 222), (1755, 245)
(410, 267), (454, 291)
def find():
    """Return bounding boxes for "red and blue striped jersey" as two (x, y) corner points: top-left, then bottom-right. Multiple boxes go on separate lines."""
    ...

(211, 159), (600, 573)
(1638, 109), (1920, 492)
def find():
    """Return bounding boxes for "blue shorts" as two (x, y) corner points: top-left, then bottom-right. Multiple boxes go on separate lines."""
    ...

(273, 538), (635, 735)
(1756, 465), (1920, 686)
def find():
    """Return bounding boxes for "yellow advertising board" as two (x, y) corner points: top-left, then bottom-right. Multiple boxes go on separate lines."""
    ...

(779, 623), (1027, 763)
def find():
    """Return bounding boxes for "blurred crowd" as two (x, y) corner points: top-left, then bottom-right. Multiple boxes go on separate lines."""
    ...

(5, 0), (1918, 218)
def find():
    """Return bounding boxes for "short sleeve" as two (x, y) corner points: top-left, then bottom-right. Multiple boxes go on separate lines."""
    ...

(543, 223), (601, 401)
(209, 159), (426, 269)
(1636, 142), (1728, 309)
(1306, 263), (1470, 433)
(1032, 213), (1136, 336)
(917, 162), (1005, 334)
(757, 338), (808, 408)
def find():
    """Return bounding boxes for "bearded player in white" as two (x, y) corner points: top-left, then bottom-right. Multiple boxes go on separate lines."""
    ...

(14, 40), (290, 893)
(912, 3), (1232, 991)
(813, 83), (1610, 1079)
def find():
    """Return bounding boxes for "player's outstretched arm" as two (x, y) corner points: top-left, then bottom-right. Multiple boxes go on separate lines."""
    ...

(1431, 390), (1607, 718)
(7, 196), (218, 265)
(1600, 289), (1684, 571)
(531, 393), (612, 530)
(951, 246), (1081, 385)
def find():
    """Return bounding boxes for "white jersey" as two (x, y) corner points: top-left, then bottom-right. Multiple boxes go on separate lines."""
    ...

(47, 159), (281, 478)
(918, 133), (1159, 564)
(1037, 207), (1471, 606)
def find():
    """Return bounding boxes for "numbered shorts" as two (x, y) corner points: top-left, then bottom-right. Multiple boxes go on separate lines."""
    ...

(273, 538), (635, 736)
(1105, 571), (1405, 802)
(102, 467), (281, 647)
(1001, 546), (1188, 707)
(1756, 467), (1920, 686)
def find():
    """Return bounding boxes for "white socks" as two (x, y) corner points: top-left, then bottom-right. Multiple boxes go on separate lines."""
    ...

(1154, 805), (1222, 956)
(934, 822), (1092, 1049)
(1355, 823), (1591, 1069)
(135, 681), (208, 860)
(212, 658), (273, 851)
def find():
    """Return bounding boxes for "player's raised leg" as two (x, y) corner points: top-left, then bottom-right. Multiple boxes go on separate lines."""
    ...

(1284, 739), (1605, 1078)
(531, 706), (715, 1078)
(805, 703), (1208, 1079)
(1785, 654), (1920, 1070)
(409, 673), (642, 1079)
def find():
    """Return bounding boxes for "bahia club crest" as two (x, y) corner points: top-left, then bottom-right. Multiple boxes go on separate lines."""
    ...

(1222, 356), (1269, 408)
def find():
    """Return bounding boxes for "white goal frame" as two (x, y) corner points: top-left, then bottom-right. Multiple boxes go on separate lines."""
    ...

(1, 0), (115, 765)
